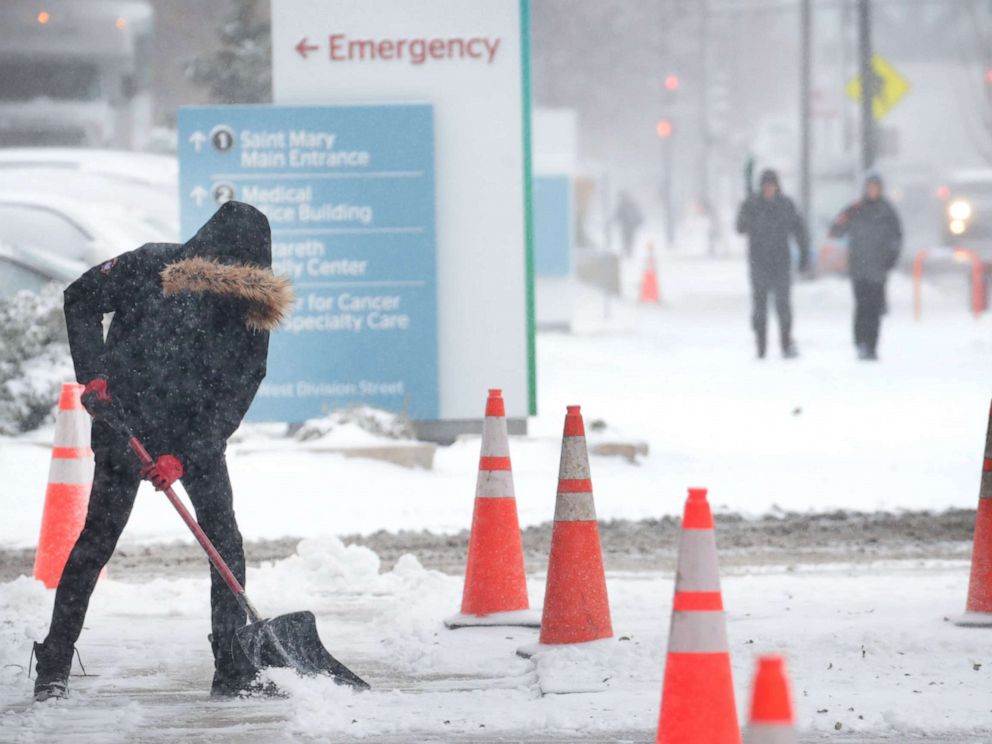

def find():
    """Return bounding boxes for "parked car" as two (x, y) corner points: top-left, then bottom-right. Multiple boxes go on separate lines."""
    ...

(0, 2), (154, 149)
(0, 192), (168, 268)
(0, 147), (175, 183)
(0, 239), (83, 300)
(0, 147), (178, 240)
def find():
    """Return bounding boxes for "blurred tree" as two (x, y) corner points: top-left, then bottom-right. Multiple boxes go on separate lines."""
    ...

(0, 285), (71, 434)
(185, 0), (271, 104)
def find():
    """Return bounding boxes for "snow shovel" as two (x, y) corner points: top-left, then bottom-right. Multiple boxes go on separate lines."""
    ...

(118, 423), (369, 690)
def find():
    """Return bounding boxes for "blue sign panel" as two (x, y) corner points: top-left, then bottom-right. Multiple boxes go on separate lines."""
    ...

(178, 104), (438, 421)
(533, 175), (572, 277)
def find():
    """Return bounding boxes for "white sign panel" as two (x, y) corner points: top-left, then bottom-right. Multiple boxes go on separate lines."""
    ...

(272, 0), (535, 423)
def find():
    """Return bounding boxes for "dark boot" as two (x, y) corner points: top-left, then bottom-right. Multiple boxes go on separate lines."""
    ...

(211, 668), (283, 698)
(781, 332), (799, 359)
(211, 669), (262, 698)
(208, 633), (279, 698)
(755, 332), (767, 360)
(32, 642), (72, 702)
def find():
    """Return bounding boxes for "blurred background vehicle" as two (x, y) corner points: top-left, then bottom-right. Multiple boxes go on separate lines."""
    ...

(0, 192), (171, 282)
(0, 147), (179, 239)
(0, 0), (153, 149)
(938, 170), (992, 258)
(0, 239), (81, 300)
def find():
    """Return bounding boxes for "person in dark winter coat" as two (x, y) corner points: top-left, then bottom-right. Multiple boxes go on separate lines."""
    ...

(32, 201), (294, 701)
(614, 190), (644, 258)
(735, 169), (810, 358)
(828, 173), (902, 360)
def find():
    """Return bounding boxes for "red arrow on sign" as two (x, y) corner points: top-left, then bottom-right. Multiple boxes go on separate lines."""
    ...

(295, 37), (319, 59)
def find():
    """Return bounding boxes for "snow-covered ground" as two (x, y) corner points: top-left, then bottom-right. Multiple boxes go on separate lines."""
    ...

(2, 254), (991, 740)
(3, 256), (990, 548)
(1, 536), (990, 741)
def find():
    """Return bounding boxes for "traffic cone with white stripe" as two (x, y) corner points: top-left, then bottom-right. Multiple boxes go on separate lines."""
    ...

(445, 389), (539, 629)
(656, 487), (740, 744)
(33, 383), (96, 589)
(744, 655), (798, 744)
(955, 399), (992, 626)
(538, 405), (612, 645)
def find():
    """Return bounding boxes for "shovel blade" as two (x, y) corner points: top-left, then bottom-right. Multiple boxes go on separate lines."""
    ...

(236, 610), (369, 690)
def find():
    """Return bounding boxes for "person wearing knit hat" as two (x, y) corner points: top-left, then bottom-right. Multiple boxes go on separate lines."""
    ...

(736, 168), (810, 359)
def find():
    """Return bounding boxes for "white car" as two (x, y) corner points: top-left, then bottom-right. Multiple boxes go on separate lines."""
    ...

(0, 147), (176, 184)
(0, 148), (178, 240)
(0, 192), (170, 270)
(0, 239), (83, 299)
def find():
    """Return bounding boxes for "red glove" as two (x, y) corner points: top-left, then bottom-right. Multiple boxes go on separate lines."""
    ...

(140, 455), (184, 491)
(81, 377), (112, 418)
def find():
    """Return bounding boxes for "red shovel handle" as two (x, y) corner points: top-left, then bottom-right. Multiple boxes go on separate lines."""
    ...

(125, 434), (261, 624)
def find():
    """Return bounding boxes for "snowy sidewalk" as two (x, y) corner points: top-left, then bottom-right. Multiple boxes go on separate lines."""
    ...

(2, 536), (991, 742)
(3, 259), (991, 550)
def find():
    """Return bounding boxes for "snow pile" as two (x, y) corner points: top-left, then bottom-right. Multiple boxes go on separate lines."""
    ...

(249, 536), (457, 673)
(527, 638), (644, 694)
(247, 538), (657, 739)
(251, 535), (437, 597)
(0, 286), (72, 435)
(293, 406), (416, 445)
(0, 576), (50, 678)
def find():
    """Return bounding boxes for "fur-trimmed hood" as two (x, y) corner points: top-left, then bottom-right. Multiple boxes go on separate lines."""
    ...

(161, 256), (295, 332)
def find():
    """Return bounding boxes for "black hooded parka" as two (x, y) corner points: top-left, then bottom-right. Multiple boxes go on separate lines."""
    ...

(63, 201), (293, 458)
(40, 202), (294, 695)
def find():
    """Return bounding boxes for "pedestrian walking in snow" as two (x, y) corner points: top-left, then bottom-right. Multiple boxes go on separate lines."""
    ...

(31, 202), (294, 701)
(828, 173), (903, 361)
(735, 169), (810, 359)
(614, 190), (644, 259)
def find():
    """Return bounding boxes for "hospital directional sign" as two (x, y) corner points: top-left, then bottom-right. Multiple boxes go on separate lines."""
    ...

(846, 54), (911, 120)
(178, 104), (439, 421)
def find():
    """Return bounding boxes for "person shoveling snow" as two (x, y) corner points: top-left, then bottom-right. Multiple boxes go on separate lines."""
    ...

(31, 201), (367, 701)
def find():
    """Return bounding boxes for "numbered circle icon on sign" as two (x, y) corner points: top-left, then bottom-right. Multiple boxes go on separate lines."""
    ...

(213, 182), (236, 205)
(210, 125), (235, 153)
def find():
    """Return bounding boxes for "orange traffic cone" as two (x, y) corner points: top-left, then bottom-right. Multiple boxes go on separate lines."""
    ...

(639, 242), (661, 304)
(34, 383), (96, 589)
(744, 655), (798, 744)
(537, 405), (612, 645)
(956, 400), (992, 626)
(446, 389), (539, 629)
(656, 487), (740, 744)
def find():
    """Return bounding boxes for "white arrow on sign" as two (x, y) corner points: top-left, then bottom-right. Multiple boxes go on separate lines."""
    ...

(188, 131), (207, 152)
(189, 186), (208, 206)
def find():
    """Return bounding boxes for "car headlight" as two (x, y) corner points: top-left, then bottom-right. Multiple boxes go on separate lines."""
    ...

(948, 199), (972, 221)
(949, 219), (967, 236)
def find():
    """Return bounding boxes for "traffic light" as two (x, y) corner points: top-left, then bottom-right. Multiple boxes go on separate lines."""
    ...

(656, 118), (673, 139)
(664, 74), (680, 92)
(985, 67), (992, 85)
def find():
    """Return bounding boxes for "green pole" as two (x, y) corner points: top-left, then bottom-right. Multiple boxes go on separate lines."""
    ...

(520, 0), (537, 416)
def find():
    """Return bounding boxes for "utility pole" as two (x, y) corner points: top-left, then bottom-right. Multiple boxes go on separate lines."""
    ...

(799, 0), (812, 238)
(857, 0), (876, 172)
(699, 0), (711, 254)
(657, 119), (675, 248)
